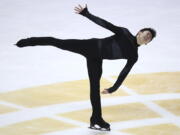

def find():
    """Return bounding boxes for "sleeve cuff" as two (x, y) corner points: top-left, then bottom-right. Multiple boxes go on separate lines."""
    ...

(79, 7), (89, 16)
(107, 87), (117, 93)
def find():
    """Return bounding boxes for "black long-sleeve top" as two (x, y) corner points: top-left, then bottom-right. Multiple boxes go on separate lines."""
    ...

(80, 7), (140, 93)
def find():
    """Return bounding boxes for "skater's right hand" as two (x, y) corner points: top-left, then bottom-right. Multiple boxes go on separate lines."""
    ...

(74, 4), (87, 14)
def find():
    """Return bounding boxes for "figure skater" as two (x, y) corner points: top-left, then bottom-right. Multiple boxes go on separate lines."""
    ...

(15, 4), (156, 131)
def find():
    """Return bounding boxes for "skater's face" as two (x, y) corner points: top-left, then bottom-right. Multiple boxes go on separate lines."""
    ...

(137, 30), (152, 45)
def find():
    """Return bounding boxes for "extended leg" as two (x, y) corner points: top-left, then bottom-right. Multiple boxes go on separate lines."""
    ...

(15, 37), (98, 57)
(86, 58), (110, 131)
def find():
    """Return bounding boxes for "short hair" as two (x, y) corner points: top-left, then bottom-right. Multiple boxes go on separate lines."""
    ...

(139, 28), (157, 41)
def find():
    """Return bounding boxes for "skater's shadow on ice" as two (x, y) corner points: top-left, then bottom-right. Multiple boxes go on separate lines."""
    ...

(58, 127), (112, 135)
(83, 128), (112, 135)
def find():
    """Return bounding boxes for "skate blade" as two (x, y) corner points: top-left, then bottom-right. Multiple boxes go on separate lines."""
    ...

(88, 126), (110, 131)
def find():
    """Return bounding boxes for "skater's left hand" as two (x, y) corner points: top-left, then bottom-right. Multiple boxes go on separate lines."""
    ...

(101, 89), (110, 94)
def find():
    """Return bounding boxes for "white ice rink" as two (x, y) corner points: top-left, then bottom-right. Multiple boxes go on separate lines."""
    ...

(0, 0), (180, 135)
(0, 0), (180, 92)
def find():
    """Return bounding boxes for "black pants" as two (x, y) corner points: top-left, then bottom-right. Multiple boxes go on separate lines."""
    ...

(20, 37), (103, 119)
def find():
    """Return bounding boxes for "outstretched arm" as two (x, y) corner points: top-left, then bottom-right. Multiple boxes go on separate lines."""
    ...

(102, 59), (137, 94)
(74, 4), (124, 34)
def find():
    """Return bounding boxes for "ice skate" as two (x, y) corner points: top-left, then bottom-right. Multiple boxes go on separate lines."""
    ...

(15, 38), (34, 47)
(88, 117), (111, 131)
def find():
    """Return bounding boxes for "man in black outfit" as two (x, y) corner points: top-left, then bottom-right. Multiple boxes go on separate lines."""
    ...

(15, 4), (156, 131)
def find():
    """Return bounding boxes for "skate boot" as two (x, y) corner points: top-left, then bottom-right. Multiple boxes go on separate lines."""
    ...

(89, 117), (110, 131)
(15, 38), (35, 47)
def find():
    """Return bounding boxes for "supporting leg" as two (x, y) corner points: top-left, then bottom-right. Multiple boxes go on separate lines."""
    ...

(86, 58), (103, 118)
(86, 58), (110, 131)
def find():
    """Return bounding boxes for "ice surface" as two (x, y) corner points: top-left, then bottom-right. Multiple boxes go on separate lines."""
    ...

(0, 0), (180, 92)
